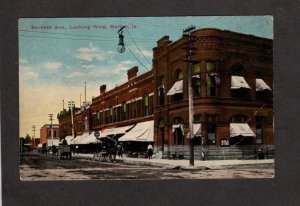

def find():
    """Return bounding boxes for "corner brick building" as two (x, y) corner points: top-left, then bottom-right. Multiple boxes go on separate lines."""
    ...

(58, 28), (273, 160)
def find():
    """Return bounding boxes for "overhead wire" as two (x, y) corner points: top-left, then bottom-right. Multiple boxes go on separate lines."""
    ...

(125, 28), (152, 67)
(125, 43), (150, 71)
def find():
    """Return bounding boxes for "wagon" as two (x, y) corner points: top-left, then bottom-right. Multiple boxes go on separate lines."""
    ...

(57, 145), (72, 159)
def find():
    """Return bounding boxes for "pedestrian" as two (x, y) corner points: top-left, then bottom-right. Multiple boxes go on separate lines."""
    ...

(147, 143), (153, 159)
(117, 143), (123, 159)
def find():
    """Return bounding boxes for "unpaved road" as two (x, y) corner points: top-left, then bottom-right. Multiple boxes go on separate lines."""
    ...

(20, 153), (274, 180)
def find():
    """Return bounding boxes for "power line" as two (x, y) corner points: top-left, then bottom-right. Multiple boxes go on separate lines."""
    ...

(125, 43), (150, 71)
(125, 28), (152, 67)
(19, 29), (157, 42)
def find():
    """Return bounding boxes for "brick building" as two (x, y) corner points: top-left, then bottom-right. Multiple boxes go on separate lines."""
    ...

(58, 28), (273, 159)
(152, 28), (273, 159)
(40, 124), (60, 145)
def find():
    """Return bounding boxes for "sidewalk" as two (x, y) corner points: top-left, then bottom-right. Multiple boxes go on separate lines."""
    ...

(73, 153), (274, 170)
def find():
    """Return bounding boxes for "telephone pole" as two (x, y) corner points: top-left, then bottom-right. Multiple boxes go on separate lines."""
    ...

(48, 114), (54, 147)
(183, 25), (197, 166)
(68, 101), (75, 138)
(32, 125), (36, 148)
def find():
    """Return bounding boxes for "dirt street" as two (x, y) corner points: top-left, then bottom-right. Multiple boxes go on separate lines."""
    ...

(20, 153), (274, 180)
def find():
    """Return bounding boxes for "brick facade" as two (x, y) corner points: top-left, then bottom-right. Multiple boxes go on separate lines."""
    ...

(40, 124), (60, 144)
(58, 28), (273, 155)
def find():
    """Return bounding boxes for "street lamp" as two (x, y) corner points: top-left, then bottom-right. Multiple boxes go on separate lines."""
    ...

(68, 101), (75, 138)
(117, 26), (126, 53)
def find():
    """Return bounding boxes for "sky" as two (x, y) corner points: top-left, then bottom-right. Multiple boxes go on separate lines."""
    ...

(19, 16), (273, 139)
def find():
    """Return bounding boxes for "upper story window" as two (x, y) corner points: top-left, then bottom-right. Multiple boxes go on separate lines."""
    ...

(113, 107), (118, 123)
(206, 62), (217, 96)
(255, 68), (264, 78)
(143, 94), (149, 116)
(158, 76), (165, 106)
(230, 114), (248, 123)
(173, 69), (183, 101)
(192, 63), (201, 96)
(122, 101), (127, 121)
(231, 64), (244, 76)
(109, 107), (113, 123)
(176, 69), (183, 80)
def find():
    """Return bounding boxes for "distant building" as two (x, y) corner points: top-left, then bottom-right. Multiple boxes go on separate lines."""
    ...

(40, 124), (60, 145)
(58, 28), (273, 159)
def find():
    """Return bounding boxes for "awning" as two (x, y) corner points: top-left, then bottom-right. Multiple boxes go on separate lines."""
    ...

(186, 123), (202, 138)
(230, 123), (256, 137)
(231, 76), (251, 89)
(119, 120), (154, 142)
(75, 132), (100, 144)
(167, 80), (183, 95)
(256, 78), (271, 91)
(64, 135), (75, 145)
(100, 125), (135, 138)
(172, 124), (184, 135)
(70, 133), (89, 145)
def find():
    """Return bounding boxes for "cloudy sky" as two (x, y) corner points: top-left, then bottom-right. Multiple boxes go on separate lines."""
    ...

(19, 16), (273, 138)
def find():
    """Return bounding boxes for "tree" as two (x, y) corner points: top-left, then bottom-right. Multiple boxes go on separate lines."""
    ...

(24, 134), (31, 144)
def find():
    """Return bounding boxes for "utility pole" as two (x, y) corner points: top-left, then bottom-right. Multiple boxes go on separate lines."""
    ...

(32, 125), (36, 148)
(84, 82), (86, 106)
(48, 114), (53, 147)
(63, 100), (64, 110)
(183, 25), (197, 166)
(68, 101), (75, 138)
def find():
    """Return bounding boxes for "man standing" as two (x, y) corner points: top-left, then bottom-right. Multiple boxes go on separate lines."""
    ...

(147, 143), (153, 159)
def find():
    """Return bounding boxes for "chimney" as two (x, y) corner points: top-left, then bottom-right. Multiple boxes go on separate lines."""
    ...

(100, 84), (106, 94)
(127, 66), (138, 80)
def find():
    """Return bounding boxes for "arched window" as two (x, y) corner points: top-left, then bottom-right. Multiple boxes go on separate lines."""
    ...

(122, 101), (127, 121)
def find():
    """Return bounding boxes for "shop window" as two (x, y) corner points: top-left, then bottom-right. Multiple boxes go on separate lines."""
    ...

(256, 125), (263, 144)
(207, 114), (216, 145)
(122, 101), (127, 121)
(143, 94), (149, 116)
(256, 117), (264, 144)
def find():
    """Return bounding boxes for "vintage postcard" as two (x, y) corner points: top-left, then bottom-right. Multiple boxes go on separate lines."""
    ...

(19, 16), (274, 180)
